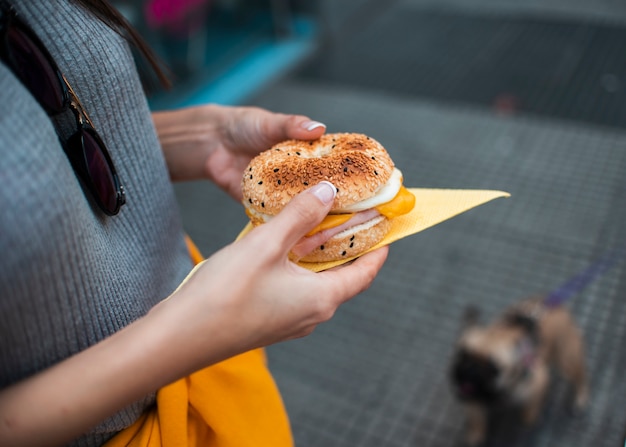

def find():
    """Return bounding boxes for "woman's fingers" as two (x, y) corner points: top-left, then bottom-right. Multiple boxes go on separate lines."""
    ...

(254, 182), (337, 256)
(319, 246), (389, 304)
(254, 111), (326, 145)
(227, 107), (326, 151)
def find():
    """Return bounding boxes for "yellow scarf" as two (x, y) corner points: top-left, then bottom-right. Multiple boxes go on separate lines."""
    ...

(104, 237), (293, 447)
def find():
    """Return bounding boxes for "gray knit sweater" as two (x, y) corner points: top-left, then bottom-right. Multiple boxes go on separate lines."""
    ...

(0, 1), (195, 445)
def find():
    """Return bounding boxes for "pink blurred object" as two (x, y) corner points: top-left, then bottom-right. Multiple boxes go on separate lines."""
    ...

(144, 0), (211, 33)
(492, 92), (520, 116)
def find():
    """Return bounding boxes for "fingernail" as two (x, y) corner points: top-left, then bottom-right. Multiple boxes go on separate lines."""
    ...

(302, 120), (326, 131)
(311, 181), (336, 205)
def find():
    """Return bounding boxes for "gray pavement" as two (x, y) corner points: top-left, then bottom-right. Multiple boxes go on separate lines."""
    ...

(173, 2), (626, 446)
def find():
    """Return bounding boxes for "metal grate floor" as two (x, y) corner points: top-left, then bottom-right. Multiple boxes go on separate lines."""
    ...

(174, 4), (626, 447)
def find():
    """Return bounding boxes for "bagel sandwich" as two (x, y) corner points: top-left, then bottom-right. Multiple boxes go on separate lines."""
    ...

(241, 132), (415, 262)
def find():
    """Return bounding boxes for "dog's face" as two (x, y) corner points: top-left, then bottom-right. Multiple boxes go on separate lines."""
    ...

(451, 346), (501, 403)
(451, 322), (536, 404)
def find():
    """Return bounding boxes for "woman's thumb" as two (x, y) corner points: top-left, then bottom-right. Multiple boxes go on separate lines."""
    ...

(262, 181), (337, 252)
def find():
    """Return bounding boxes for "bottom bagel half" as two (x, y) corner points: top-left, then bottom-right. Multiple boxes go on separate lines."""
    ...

(291, 215), (391, 263)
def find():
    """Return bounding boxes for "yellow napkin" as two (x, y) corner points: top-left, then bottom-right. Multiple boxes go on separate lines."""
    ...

(236, 188), (510, 272)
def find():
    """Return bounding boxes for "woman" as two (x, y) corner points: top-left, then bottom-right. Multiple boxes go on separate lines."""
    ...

(0, 1), (388, 445)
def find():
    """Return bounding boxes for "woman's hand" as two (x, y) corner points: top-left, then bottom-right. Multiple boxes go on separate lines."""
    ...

(153, 181), (389, 370)
(153, 104), (326, 201)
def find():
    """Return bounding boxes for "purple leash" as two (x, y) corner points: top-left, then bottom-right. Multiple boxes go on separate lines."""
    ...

(544, 246), (626, 308)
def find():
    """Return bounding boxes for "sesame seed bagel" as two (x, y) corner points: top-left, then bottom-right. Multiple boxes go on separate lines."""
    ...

(241, 132), (409, 263)
(242, 133), (395, 215)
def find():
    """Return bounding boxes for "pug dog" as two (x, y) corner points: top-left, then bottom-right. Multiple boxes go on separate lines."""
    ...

(450, 296), (589, 446)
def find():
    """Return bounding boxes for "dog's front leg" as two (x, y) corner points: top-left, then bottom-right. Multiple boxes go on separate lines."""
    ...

(464, 403), (488, 446)
(522, 363), (549, 426)
(555, 328), (589, 412)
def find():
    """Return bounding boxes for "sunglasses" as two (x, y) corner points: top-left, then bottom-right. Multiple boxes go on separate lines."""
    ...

(0, 2), (126, 215)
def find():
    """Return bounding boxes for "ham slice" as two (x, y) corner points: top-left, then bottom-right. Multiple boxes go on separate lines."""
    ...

(291, 209), (382, 259)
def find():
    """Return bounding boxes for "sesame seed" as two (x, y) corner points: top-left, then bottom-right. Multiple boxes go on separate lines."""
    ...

(261, 202), (265, 207)
(258, 181), (263, 185)
(349, 242), (354, 248)
(277, 179), (281, 185)
(274, 168), (279, 172)
(303, 181), (308, 186)
(341, 251), (347, 256)
(249, 175), (253, 179)
(296, 152), (301, 155)
(374, 170), (378, 175)
(350, 235), (355, 241)
(320, 245), (325, 250)
(248, 198), (252, 203)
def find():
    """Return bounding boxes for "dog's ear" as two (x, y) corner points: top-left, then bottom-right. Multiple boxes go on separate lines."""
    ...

(462, 305), (481, 328)
(455, 306), (482, 340)
(504, 313), (540, 344)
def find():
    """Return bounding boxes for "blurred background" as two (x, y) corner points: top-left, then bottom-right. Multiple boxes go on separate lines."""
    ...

(116, 0), (626, 445)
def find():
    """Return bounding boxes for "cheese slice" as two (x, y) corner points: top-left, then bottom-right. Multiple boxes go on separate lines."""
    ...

(376, 185), (415, 218)
(306, 186), (415, 236)
(306, 214), (354, 237)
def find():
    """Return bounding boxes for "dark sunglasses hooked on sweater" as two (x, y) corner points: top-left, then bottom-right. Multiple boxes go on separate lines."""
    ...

(0, 2), (126, 215)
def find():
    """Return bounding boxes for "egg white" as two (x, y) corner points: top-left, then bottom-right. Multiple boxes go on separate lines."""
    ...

(332, 168), (404, 213)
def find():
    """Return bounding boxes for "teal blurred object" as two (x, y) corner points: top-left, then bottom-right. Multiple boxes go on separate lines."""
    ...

(112, 0), (319, 109)
(149, 14), (318, 109)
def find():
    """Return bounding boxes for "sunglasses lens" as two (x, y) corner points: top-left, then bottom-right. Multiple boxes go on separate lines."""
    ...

(80, 129), (122, 215)
(7, 25), (65, 112)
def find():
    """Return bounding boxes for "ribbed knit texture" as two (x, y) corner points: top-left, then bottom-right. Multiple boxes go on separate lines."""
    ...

(0, 1), (194, 445)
